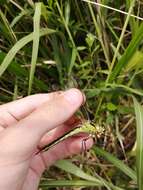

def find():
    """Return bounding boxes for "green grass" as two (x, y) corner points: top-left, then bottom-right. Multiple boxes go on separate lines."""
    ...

(1, 0), (143, 189)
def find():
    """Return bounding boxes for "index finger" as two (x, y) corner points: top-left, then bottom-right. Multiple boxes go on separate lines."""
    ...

(0, 92), (63, 123)
(12, 89), (84, 149)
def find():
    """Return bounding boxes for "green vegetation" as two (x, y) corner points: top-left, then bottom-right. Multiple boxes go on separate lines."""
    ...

(1, 0), (143, 189)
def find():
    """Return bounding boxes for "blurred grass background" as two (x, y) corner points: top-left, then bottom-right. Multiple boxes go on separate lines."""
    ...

(1, 0), (143, 189)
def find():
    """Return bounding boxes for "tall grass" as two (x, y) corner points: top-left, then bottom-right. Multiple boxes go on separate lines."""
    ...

(1, 0), (143, 189)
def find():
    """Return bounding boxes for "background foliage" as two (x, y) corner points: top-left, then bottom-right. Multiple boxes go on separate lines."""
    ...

(1, 0), (143, 189)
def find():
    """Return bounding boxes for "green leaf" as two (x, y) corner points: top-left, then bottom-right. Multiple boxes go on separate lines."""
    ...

(0, 28), (56, 77)
(85, 87), (112, 98)
(28, 2), (41, 95)
(133, 97), (143, 190)
(55, 159), (101, 184)
(94, 147), (137, 182)
(109, 23), (143, 82)
(40, 180), (100, 188)
(55, 159), (125, 190)
(125, 51), (143, 72)
(85, 33), (95, 48)
(86, 88), (101, 98)
(0, 9), (17, 44)
(106, 102), (117, 111)
(0, 51), (48, 91)
(107, 83), (143, 97)
(68, 47), (77, 76)
(41, 3), (48, 21)
(65, 0), (70, 25)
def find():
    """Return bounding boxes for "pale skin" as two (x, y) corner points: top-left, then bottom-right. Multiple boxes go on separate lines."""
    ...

(0, 88), (93, 190)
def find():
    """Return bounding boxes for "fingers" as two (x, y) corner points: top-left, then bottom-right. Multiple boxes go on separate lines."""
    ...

(38, 115), (81, 148)
(31, 135), (93, 175)
(21, 135), (93, 190)
(0, 92), (62, 127)
(0, 89), (84, 160)
(15, 89), (84, 146)
(43, 135), (93, 166)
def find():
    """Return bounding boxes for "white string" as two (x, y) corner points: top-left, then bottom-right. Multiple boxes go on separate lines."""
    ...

(81, 0), (143, 21)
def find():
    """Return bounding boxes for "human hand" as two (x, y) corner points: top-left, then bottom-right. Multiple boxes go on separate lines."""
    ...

(0, 89), (93, 190)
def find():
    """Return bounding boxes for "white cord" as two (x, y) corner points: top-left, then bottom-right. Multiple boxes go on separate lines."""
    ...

(81, 0), (143, 21)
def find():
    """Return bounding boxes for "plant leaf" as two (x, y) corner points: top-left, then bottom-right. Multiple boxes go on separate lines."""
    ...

(125, 51), (143, 72)
(55, 159), (124, 190)
(0, 28), (56, 77)
(28, 2), (41, 95)
(94, 146), (137, 182)
(40, 180), (100, 188)
(133, 97), (143, 190)
(109, 23), (143, 82)
(55, 159), (101, 184)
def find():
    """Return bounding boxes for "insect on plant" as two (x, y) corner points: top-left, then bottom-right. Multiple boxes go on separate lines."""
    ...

(36, 77), (106, 154)
(37, 107), (105, 154)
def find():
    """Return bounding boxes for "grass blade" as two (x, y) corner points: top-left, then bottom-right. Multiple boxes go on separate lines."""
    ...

(0, 9), (17, 43)
(55, 159), (124, 190)
(106, 0), (135, 84)
(55, 159), (101, 184)
(68, 47), (77, 77)
(28, 3), (41, 95)
(94, 146), (137, 182)
(40, 180), (100, 188)
(0, 28), (56, 77)
(133, 97), (143, 190)
(0, 51), (48, 91)
(107, 83), (143, 97)
(124, 51), (143, 72)
(109, 23), (143, 82)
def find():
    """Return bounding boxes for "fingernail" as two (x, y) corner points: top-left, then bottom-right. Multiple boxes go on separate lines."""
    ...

(81, 92), (86, 105)
(63, 88), (83, 105)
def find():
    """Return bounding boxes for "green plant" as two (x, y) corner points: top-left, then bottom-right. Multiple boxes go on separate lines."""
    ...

(1, 0), (143, 189)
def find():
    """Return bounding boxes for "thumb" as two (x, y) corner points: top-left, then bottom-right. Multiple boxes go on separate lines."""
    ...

(0, 89), (84, 160)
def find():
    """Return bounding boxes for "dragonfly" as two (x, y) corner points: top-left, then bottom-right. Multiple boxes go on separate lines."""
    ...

(36, 76), (106, 154)
(36, 117), (105, 154)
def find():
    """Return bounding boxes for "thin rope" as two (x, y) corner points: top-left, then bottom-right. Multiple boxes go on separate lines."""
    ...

(81, 0), (143, 21)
